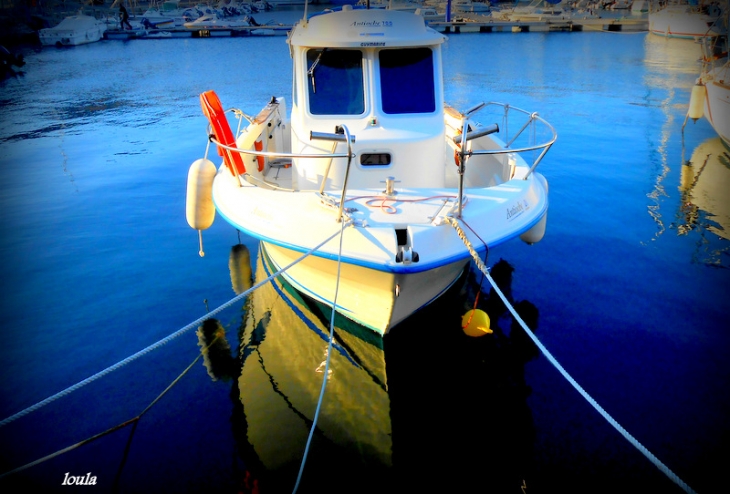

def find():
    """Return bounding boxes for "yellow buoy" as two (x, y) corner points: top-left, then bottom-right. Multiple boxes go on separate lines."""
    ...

(688, 83), (705, 121)
(461, 309), (492, 337)
(186, 158), (217, 256)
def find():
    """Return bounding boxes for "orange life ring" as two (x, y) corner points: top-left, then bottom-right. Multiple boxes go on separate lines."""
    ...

(200, 90), (246, 176)
(254, 139), (265, 172)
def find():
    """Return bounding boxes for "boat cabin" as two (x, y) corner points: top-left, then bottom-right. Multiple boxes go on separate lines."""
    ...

(286, 7), (448, 191)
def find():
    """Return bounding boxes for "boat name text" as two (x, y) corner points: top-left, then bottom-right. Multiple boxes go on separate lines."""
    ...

(506, 200), (530, 220)
(62, 472), (97, 486)
(252, 206), (274, 222)
(351, 20), (393, 27)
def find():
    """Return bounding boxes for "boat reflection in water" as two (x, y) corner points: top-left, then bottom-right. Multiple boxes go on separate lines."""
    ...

(676, 137), (730, 267)
(202, 242), (541, 493)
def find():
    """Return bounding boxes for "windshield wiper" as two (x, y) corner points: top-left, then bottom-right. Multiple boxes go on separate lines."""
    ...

(308, 49), (326, 93)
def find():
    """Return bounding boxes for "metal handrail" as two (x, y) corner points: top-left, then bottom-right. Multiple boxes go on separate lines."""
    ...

(208, 136), (352, 161)
(454, 101), (557, 217)
(455, 101), (557, 178)
(310, 126), (355, 222)
(208, 101), (556, 223)
(210, 124), (356, 222)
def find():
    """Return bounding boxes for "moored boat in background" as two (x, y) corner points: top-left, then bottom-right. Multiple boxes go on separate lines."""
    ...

(38, 12), (107, 47)
(648, 1), (724, 39)
(698, 59), (730, 146)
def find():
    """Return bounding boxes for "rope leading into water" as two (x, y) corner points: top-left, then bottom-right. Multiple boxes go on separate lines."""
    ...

(0, 334), (218, 480)
(292, 217), (349, 494)
(0, 227), (349, 428)
(445, 216), (698, 494)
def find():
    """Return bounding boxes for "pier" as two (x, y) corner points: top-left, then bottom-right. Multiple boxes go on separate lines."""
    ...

(102, 16), (648, 40)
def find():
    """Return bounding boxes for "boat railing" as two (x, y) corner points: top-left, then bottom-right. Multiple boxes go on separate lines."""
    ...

(452, 101), (556, 217)
(209, 102), (555, 181)
(208, 122), (357, 220)
(208, 102), (555, 222)
(311, 126), (355, 223)
(454, 101), (557, 179)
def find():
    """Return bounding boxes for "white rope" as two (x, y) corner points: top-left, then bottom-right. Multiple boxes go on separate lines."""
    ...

(445, 216), (698, 494)
(292, 218), (350, 493)
(0, 228), (348, 428)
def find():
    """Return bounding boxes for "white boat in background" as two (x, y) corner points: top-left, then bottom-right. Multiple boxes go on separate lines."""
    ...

(605, 0), (630, 10)
(184, 13), (290, 35)
(142, 0), (227, 27)
(183, 13), (252, 29)
(38, 13), (107, 46)
(185, 6), (556, 335)
(494, 0), (573, 21)
(141, 0), (189, 26)
(415, 6), (446, 23)
(630, 0), (649, 14)
(696, 60), (730, 146)
(440, 0), (491, 13)
(648, 1), (724, 39)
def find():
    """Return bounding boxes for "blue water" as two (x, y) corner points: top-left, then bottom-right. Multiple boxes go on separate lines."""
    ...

(1, 9), (728, 494)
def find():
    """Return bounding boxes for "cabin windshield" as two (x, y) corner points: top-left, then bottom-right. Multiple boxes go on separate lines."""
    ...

(379, 48), (435, 114)
(307, 49), (364, 115)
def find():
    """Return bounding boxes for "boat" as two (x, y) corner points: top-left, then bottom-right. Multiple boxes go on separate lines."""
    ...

(436, 0), (492, 14)
(694, 59), (730, 146)
(142, 0), (218, 27)
(414, 6), (446, 24)
(183, 12), (290, 35)
(183, 13), (253, 29)
(185, 6), (556, 335)
(686, 33), (730, 146)
(38, 13), (108, 47)
(493, 0), (573, 22)
(648, 1), (724, 39)
(630, 0), (649, 14)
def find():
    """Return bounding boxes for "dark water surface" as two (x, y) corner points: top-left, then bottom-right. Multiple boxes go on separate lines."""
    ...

(0, 11), (728, 494)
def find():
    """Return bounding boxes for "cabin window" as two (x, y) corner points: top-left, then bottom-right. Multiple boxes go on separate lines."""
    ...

(307, 49), (364, 116)
(379, 48), (435, 114)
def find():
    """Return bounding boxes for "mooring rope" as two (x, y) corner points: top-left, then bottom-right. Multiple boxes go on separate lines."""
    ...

(292, 217), (349, 494)
(444, 216), (698, 494)
(0, 227), (349, 428)
(0, 333), (220, 480)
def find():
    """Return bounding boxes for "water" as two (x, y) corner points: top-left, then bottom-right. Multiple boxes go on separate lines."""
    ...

(1, 10), (728, 494)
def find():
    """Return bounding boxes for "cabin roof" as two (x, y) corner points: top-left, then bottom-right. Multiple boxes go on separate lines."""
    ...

(288, 7), (445, 49)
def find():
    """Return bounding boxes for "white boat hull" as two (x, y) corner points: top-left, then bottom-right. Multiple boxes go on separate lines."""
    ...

(262, 242), (469, 334)
(703, 63), (730, 147)
(649, 5), (722, 39)
(212, 160), (549, 334)
(39, 15), (107, 46)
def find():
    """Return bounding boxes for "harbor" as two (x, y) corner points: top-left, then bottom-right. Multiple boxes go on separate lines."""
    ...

(0, 0), (654, 44)
(101, 15), (649, 38)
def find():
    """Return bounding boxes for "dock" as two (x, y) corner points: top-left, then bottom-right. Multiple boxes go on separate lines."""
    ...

(103, 16), (648, 41)
(104, 24), (294, 40)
